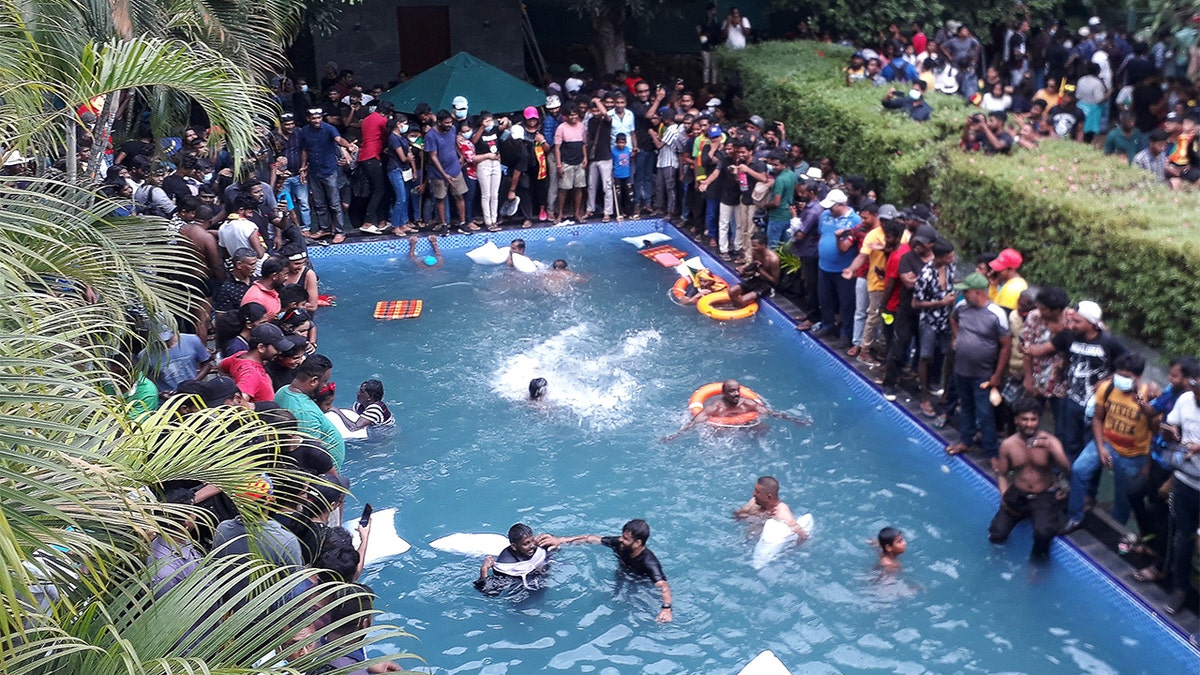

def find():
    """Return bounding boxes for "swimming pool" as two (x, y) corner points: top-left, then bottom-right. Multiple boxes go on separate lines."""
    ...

(312, 223), (1198, 673)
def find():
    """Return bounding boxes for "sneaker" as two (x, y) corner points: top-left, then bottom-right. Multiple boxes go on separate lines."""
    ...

(856, 353), (882, 367)
(1165, 589), (1188, 615)
(1061, 517), (1084, 535)
(930, 387), (945, 397)
(881, 386), (898, 402)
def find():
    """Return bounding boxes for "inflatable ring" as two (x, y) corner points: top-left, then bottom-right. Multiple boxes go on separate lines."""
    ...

(670, 273), (729, 304)
(697, 290), (758, 320)
(688, 382), (764, 427)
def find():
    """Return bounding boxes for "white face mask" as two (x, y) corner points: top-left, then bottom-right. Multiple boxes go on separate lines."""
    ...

(1112, 374), (1135, 393)
(908, 89), (921, 100)
(398, 124), (408, 134)
(300, 84), (308, 92)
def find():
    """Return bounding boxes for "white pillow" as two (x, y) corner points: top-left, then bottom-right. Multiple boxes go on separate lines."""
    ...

(466, 241), (509, 265)
(346, 508), (411, 563)
(511, 252), (540, 274)
(621, 232), (672, 247)
(430, 532), (510, 557)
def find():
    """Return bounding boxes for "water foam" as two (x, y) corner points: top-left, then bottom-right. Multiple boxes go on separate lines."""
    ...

(492, 324), (662, 429)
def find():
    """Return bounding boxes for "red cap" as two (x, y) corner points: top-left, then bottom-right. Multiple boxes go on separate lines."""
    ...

(989, 248), (1023, 271)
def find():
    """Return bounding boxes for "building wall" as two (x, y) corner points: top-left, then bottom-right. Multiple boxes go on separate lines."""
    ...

(312, 0), (525, 87)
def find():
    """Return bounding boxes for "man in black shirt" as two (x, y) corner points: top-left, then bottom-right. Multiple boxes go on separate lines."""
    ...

(541, 519), (673, 622)
(880, 223), (939, 401)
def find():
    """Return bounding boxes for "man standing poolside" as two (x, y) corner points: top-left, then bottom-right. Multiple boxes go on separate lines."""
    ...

(539, 519), (673, 622)
(989, 398), (1071, 559)
(734, 476), (809, 541)
(662, 379), (809, 441)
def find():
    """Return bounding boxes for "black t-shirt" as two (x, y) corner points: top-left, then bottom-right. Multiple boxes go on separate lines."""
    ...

(896, 250), (929, 319)
(627, 99), (654, 149)
(714, 152), (742, 206)
(273, 512), (325, 565)
(1048, 104), (1084, 139)
(1131, 82), (1165, 133)
(600, 536), (666, 583)
(587, 116), (612, 162)
(386, 132), (410, 172)
(118, 139), (155, 167)
(739, 159), (767, 205)
(474, 126), (503, 157)
(983, 131), (1014, 155)
(1051, 329), (1127, 405)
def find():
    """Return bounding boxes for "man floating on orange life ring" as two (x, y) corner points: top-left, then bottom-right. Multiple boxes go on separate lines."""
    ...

(662, 379), (811, 441)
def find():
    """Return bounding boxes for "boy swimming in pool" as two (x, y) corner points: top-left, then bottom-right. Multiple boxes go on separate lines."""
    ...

(877, 526), (906, 573)
(475, 523), (553, 594)
(407, 234), (443, 269)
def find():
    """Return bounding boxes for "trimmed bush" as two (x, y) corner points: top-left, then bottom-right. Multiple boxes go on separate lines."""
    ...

(725, 41), (1200, 354)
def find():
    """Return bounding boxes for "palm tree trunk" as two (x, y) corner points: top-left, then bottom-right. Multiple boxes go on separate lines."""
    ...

(88, 94), (119, 181)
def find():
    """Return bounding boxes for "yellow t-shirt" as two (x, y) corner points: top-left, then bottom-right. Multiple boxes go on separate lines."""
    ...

(1095, 381), (1153, 457)
(860, 227), (908, 292)
(990, 275), (1027, 310)
(919, 71), (936, 93)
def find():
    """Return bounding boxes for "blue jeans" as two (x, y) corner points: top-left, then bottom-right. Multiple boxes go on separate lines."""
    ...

(387, 168), (410, 228)
(461, 175), (478, 224)
(852, 277), (868, 345)
(955, 374), (999, 456)
(705, 196), (720, 239)
(766, 218), (788, 246)
(1055, 398), (1089, 460)
(307, 171), (345, 233)
(633, 149), (656, 208)
(1068, 441), (1147, 524)
(283, 175), (311, 228)
(817, 270), (855, 340)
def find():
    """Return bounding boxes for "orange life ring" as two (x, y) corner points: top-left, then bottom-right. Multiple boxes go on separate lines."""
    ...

(687, 382), (764, 427)
(669, 273), (728, 303)
(697, 290), (758, 320)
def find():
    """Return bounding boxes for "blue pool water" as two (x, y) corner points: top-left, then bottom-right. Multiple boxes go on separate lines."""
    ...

(312, 225), (1196, 674)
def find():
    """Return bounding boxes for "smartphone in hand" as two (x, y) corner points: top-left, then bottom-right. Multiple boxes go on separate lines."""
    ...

(359, 503), (373, 528)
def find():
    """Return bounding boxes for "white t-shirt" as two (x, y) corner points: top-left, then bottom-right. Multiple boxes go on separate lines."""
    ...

(218, 216), (259, 260)
(725, 18), (751, 49)
(1167, 391), (1200, 489)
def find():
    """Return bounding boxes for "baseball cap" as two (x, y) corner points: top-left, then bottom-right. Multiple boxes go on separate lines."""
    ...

(707, 125), (724, 139)
(249, 323), (292, 350)
(545, 94), (561, 109)
(747, 115), (765, 129)
(989, 248), (1023, 271)
(279, 112), (294, 122)
(278, 335), (308, 354)
(1166, 111), (1182, 122)
(907, 204), (935, 224)
(569, 63), (584, 74)
(199, 376), (242, 407)
(706, 97), (722, 108)
(954, 272), (990, 291)
(523, 106), (539, 120)
(878, 204), (900, 220)
(819, 188), (848, 209)
(804, 167), (824, 180)
(452, 95), (468, 110)
(1076, 300), (1104, 328)
(910, 224), (940, 244)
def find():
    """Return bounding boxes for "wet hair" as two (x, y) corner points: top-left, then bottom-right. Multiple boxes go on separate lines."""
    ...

(1113, 352), (1146, 377)
(315, 527), (361, 582)
(360, 379), (384, 401)
(511, 238), (526, 251)
(295, 353), (332, 381)
(1012, 396), (1042, 417)
(551, 259), (568, 270)
(756, 476), (779, 496)
(278, 283), (310, 308)
(1035, 286), (1069, 311)
(507, 523), (534, 544)
(622, 519), (650, 544)
(878, 527), (902, 550)
(529, 377), (548, 400)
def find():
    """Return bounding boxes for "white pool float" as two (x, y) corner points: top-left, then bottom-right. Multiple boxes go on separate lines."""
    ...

(324, 408), (368, 440)
(430, 533), (510, 557)
(345, 508), (410, 564)
(751, 514), (814, 570)
(738, 650), (792, 675)
(466, 240), (510, 265)
(510, 252), (545, 274)
(621, 232), (672, 247)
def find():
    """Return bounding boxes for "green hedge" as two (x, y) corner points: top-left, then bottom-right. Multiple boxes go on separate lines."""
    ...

(725, 41), (1200, 355)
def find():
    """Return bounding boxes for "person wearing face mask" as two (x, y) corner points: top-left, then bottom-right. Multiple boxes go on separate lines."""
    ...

(386, 115), (415, 235)
(472, 111), (504, 231)
(881, 80), (933, 121)
(1063, 352), (1160, 534)
(456, 119), (479, 230)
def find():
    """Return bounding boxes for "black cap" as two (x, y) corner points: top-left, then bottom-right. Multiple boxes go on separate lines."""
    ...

(199, 376), (241, 407)
(249, 323), (291, 350)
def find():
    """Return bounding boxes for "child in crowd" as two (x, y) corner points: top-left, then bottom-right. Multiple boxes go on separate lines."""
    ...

(877, 526), (906, 572)
(611, 133), (633, 218)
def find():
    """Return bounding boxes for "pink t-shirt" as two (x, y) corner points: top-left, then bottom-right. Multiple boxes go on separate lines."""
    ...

(240, 284), (281, 318)
(220, 354), (274, 402)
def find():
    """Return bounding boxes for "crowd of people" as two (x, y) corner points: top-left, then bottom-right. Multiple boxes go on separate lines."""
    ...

(26, 7), (1198, 659)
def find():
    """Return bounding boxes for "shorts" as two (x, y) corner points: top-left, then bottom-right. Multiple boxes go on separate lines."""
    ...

(560, 164), (586, 190)
(740, 275), (775, 298)
(429, 172), (468, 199)
(918, 322), (951, 360)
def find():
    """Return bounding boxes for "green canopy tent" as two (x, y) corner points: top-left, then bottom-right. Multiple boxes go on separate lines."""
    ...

(379, 52), (546, 115)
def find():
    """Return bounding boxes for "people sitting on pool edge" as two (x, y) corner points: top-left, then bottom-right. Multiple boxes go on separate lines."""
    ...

(989, 397), (1072, 560)
(663, 379), (810, 441)
(475, 523), (553, 594)
(876, 526), (907, 573)
(733, 476), (810, 542)
(538, 519), (673, 623)
(725, 233), (780, 309)
(408, 234), (443, 268)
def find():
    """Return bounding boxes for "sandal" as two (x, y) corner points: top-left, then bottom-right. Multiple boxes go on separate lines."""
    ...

(920, 400), (937, 418)
(1132, 566), (1167, 583)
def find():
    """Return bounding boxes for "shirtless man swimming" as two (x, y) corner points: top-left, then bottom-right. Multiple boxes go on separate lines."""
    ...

(662, 379), (809, 441)
(733, 476), (809, 542)
(726, 232), (781, 309)
(988, 397), (1072, 559)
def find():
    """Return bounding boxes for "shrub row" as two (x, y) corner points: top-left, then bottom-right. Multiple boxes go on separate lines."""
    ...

(725, 41), (1200, 355)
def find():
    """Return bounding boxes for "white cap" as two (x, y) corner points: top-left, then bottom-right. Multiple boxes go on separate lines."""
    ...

(819, 188), (848, 209)
(1088, 16), (1101, 27)
(705, 97), (721, 108)
(452, 95), (468, 110)
(545, 94), (561, 109)
(804, 167), (824, 180)
(1078, 26), (1090, 38)
(1076, 300), (1103, 328)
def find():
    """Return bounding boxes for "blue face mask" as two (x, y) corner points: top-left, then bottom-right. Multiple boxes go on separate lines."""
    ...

(1112, 374), (1135, 393)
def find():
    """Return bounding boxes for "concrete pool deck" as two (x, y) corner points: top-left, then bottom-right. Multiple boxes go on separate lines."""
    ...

(311, 218), (1200, 655)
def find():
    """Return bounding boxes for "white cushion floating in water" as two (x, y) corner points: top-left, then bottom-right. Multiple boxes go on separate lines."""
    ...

(325, 408), (368, 440)
(621, 232), (672, 247)
(429, 532), (510, 557)
(738, 650), (792, 675)
(466, 241), (510, 265)
(751, 514), (814, 570)
(346, 508), (410, 564)
(510, 252), (543, 274)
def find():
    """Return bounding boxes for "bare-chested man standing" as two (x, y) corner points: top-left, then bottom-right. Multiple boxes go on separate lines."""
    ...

(988, 397), (1072, 559)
